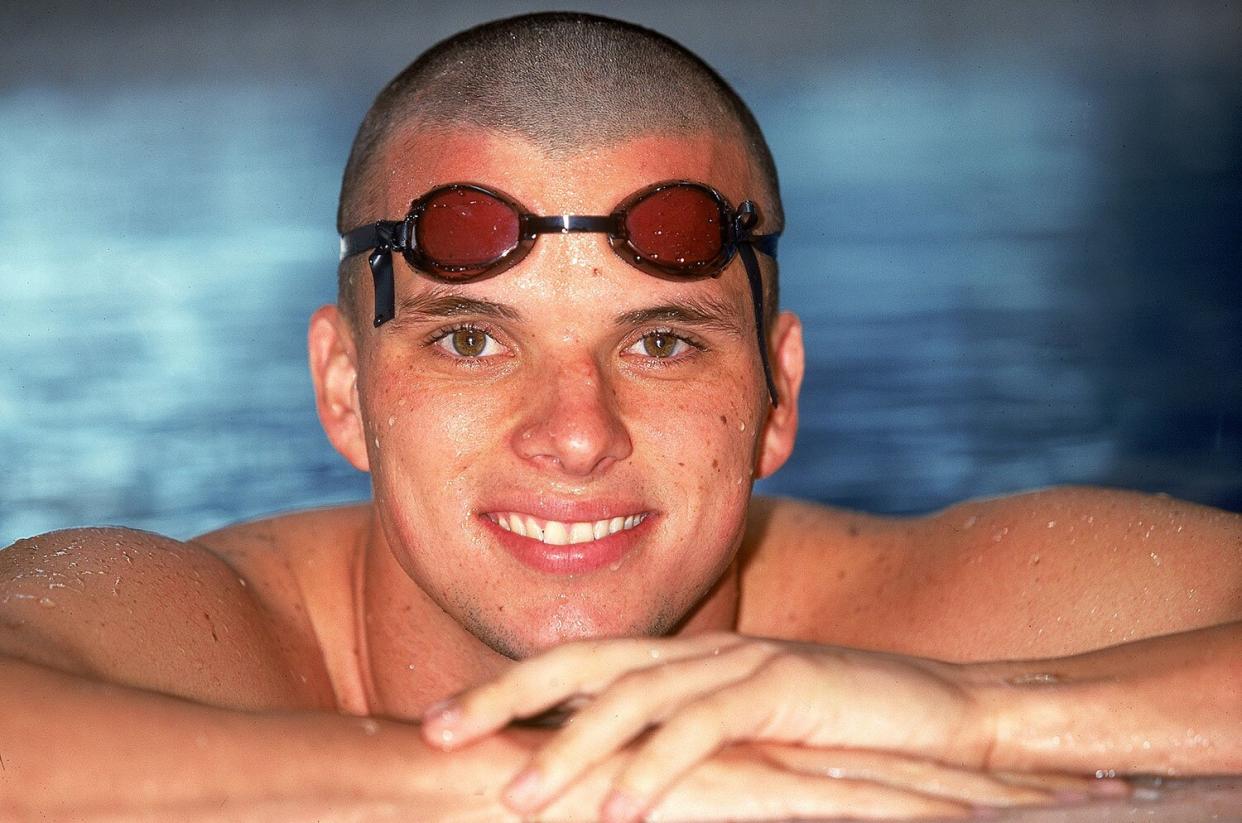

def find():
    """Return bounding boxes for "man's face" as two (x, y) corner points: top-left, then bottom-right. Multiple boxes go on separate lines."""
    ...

(326, 127), (799, 658)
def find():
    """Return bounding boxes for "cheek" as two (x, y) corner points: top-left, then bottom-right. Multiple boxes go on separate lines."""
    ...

(359, 354), (504, 488)
(639, 387), (759, 513)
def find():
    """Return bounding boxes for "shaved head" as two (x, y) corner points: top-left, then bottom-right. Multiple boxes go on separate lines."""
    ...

(336, 11), (782, 321)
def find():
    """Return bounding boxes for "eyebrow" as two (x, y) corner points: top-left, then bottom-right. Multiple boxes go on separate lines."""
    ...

(393, 288), (525, 324)
(613, 296), (745, 336)
(391, 287), (743, 335)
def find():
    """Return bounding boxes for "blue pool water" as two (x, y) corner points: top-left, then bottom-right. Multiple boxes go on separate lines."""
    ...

(1, 3), (1239, 546)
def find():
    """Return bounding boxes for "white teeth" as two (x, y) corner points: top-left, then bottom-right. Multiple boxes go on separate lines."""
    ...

(492, 512), (646, 544)
(543, 521), (569, 546)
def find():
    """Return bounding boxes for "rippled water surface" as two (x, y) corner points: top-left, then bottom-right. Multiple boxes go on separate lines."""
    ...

(1, 3), (1239, 545)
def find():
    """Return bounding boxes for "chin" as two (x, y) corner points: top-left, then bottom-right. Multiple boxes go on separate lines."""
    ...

(467, 600), (681, 660)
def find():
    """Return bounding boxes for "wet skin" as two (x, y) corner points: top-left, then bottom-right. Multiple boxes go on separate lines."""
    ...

(1, 129), (1238, 821)
(308, 127), (804, 711)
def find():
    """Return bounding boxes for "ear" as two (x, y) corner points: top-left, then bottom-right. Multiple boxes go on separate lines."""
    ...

(308, 305), (370, 472)
(756, 311), (804, 479)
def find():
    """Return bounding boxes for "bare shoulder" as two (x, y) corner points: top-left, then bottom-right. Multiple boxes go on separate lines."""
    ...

(192, 503), (371, 604)
(907, 486), (1240, 655)
(738, 488), (1241, 660)
(919, 487), (1240, 614)
(0, 518), (344, 710)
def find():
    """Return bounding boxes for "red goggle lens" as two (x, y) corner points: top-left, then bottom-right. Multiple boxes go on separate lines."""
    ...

(624, 185), (725, 267)
(417, 188), (521, 269)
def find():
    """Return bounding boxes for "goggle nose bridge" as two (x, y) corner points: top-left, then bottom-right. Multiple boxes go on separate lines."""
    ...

(522, 214), (619, 238)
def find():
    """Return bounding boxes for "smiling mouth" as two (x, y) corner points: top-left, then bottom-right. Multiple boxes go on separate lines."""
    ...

(485, 512), (649, 545)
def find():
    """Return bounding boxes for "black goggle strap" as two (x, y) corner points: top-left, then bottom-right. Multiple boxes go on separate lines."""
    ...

(738, 242), (779, 407)
(734, 201), (780, 407)
(340, 220), (405, 326)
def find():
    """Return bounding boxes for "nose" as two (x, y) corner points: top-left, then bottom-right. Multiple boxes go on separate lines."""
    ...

(511, 355), (633, 476)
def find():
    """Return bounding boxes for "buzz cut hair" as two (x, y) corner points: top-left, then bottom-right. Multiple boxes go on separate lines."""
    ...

(336, 11), (782, 323)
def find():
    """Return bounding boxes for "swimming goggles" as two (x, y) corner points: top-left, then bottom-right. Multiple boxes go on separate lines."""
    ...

(340, 180), (781, 405)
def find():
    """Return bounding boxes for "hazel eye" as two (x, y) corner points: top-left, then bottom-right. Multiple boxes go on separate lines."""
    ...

(628, 331), (692, 359)
(434, 326), (505, 358)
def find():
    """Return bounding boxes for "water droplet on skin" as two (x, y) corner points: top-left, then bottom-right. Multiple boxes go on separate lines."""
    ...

(962, 516), (978, 529)
(387, 416), (395, 428)
(738, 421), (746, 431)
(608, 560), (621, 572)
(38, 597), (55, 607)
(1046, 520), (1056, 528)
(649, 648), (661, 660)
(1150, 552), (1162, 566)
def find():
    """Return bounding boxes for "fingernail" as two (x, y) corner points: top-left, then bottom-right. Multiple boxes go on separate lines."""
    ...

(601, 790), (645, 823)
(422, 698), (460, 726)
(421, 699), (461, 747)
(503, 768), (544, 811)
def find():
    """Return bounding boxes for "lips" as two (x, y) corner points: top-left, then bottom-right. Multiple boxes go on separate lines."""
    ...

(481, 507), (653, 574)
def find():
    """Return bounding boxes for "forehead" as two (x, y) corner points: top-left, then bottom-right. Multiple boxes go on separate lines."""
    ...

(372, 126), (762, 217)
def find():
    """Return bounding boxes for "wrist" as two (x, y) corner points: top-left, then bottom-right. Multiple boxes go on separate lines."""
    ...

(965, 666), (1090, 773)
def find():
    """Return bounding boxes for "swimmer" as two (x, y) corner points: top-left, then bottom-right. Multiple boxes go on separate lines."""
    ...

(1, 12), (1238, 821)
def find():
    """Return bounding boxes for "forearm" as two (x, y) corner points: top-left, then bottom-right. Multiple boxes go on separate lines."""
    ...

(0, 656), (524, 820)
(970, 621), (1241, 775)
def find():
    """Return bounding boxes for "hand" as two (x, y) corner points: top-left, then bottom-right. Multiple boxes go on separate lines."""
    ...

(421, 632), (1126, 820)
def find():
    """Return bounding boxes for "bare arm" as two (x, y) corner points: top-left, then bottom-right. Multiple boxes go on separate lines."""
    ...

(421, 622), (1238, 820)
(0, 527), (531, 818)
(975, 620), (1242, 775)
(0, 529), (1043, 820)
(423, 488), (1241, 819)
(0, 655), (531, 820)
